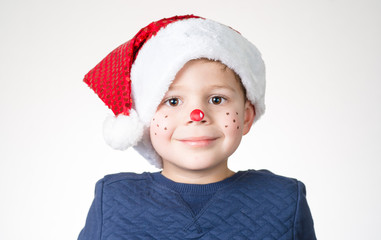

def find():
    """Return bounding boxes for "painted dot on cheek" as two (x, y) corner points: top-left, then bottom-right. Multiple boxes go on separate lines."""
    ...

(237, 126), (240, 129)
(226, 112), (230, 115)
(157, 124), (159, 127)
(225, 125), (228, 128)
(154, 133), (157, 135)
(233, 119), (236, 123)
(165, 115), (168, 118)
(236, 112), (238, 115)
(164, 127), (167, 130)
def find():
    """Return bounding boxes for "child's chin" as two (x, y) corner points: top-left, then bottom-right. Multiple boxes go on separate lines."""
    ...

(179, 158), (225, 171)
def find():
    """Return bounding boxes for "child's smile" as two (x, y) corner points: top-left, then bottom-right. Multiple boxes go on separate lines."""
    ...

(150, 59), (255, 183)
(177, 136), (219, 148)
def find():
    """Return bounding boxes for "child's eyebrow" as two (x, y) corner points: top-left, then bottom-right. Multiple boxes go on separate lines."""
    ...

(168, 84), (236, 92)
(207, 84), (236, 92)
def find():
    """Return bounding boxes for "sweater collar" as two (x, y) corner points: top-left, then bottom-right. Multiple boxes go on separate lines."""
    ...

(148, 171), (245, 194)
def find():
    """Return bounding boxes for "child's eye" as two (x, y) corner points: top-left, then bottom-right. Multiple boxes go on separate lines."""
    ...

(165, 97), (182, 107)
(209, 96), (226, 105)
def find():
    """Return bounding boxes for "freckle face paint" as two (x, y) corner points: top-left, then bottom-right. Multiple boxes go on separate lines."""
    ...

(224, 111), (241, 130)
(190, 109), (204, 121)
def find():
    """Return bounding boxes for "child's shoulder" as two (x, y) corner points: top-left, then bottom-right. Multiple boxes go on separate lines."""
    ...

(244, 169), (299, 182)
(239, 169), (304, 192)
(97, 172), (150, 186)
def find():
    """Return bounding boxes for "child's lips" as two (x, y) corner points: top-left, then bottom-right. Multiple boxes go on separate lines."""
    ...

(177, 136), (219, 147)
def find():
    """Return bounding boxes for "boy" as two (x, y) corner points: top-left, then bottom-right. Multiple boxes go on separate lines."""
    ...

(79, 15), (316, 239)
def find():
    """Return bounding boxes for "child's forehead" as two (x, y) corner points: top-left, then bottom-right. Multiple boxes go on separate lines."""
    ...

(170, 60), (234, 83)
(166, 59), (245, 94)
(168, 81), (236, 93)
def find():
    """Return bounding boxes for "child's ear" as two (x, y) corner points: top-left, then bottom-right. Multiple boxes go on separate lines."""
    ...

(242, 100), (256, 135)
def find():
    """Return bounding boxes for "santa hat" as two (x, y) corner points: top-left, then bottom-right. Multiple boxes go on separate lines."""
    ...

(84, 15), (266, 168)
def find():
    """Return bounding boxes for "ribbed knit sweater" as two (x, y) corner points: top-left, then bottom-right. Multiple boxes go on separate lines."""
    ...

(78, 170), (316, 240)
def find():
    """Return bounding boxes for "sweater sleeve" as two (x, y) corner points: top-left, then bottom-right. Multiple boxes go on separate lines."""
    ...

(78, 179), (104, 240)
(293, 181), (317, 240)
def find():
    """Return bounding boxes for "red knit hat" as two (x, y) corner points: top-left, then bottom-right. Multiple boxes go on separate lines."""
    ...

(84, 15), (265, 168)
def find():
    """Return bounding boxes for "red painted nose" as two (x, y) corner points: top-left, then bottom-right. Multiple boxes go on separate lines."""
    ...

(190, 109), (204, 121)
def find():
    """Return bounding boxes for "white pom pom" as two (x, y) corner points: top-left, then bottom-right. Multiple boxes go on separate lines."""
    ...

(103, 109), (145, 150)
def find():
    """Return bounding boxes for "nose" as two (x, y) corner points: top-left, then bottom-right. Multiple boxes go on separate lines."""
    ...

(190, 109), (204, 121)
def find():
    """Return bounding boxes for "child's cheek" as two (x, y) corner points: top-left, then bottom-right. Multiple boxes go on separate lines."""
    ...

(220, 110), (243, 135)
(150, 112), (173, 139)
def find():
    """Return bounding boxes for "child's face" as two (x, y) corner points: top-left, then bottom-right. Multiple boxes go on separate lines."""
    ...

(150, 59), (255, 176)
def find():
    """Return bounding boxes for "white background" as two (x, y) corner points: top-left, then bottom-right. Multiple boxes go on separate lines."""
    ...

(1, 0), (380, 239)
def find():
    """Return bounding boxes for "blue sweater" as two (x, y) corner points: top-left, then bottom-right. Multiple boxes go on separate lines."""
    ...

(78, 170), (316, 240)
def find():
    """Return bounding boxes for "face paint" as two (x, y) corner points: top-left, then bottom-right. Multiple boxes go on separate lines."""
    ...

(190, 109), (204, 121)
(150, 60), (250, 176)
(222, 111), (241, 130)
